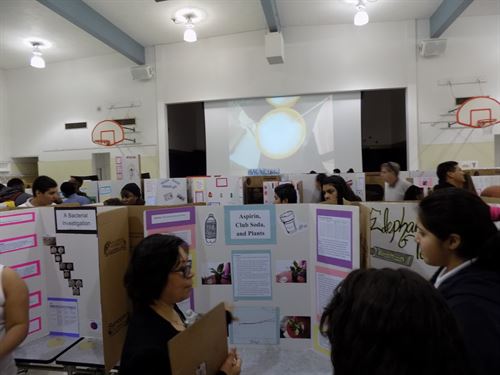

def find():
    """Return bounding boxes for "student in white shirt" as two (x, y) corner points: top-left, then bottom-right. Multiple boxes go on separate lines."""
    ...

(380, 161), (411, 201)
(18, 175), (59, 207)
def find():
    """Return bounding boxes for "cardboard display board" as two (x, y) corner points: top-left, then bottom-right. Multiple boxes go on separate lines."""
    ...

(169, 303), (228, 375)
(143, 203), (360, 356)
(2, 206), (129, 372)
(143, 178), (188, 205)
(361, 202), (438, 279)
(188, 177), (244, 205)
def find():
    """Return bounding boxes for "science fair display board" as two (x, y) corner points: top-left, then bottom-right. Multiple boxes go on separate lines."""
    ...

(143, 203), (360, 356)
(0, 206), (129, 372)
(187, 177), (244, 205)
(143, 178), (188, 205)
(361, 202), (438, 279)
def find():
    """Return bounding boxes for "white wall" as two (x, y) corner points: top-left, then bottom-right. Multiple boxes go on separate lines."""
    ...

(156, 22), (414, 104)
(155, 21), (418, 175)
(416, 15), (500, 168)
(4, 51), (158, 164)
(0, 69), (10, 163)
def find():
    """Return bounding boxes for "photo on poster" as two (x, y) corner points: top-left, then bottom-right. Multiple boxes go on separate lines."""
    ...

(201, 262), (232, 285)
(280, 316), (311, 339)
(43, 237), (56, 246)
(278, 210), (307, 235)
(275, 260), (307, 283)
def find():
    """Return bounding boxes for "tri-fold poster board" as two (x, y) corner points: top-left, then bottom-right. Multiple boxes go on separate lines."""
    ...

(143, 203), (361, 355)
(0, 206), (130, 372)
(0, 199), (445, 371)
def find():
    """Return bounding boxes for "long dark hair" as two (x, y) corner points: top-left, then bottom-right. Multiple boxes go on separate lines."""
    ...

(419, 188), (500, 270)
(124, 234), (188, 309)
(320, 268), (471, 375)
(322, 175), (361, 204)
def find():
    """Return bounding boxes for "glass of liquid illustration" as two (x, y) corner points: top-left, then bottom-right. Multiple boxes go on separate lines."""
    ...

(205, 214), (217, 244)
(280, 210), (297, 234)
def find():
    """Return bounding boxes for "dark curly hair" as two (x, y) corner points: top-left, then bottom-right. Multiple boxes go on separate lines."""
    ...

(320, 268), (471, 375)
(124, 234), (188, 309)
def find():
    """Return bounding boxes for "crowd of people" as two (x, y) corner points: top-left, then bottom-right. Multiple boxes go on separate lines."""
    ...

(1, 163), (500, 375)
(0, 175), (146, 208)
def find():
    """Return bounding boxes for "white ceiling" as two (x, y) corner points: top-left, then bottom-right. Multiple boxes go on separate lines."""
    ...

(0, 0), (499, 70)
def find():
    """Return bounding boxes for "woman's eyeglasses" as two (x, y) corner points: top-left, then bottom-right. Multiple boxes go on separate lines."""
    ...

(173, 260), (192, 278)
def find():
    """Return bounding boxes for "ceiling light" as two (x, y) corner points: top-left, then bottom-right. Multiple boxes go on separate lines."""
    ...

(354, 1), (369, 26)
(30, 42), (46, 69)
(183, 23), (197, 43)
(172, 7), (205, 43)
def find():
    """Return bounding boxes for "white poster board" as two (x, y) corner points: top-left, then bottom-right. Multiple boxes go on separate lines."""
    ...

(143, 203), (361, 356)
(188, 177), (244, 205)
(362, 202), (438, 279)
(143, 178), (188, 205)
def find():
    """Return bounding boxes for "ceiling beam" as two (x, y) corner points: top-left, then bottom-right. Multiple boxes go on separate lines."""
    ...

(430, 0), (473, 38)
(37, 0), (145, 65)
(260, 0), (281, 33)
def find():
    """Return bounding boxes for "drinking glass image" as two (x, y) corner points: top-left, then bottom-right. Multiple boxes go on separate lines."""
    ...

(280, 210), (297, 234)
(205, 214), (217, 244)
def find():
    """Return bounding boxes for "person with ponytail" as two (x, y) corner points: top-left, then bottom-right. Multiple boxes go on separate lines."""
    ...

(417, 188), (500, 375)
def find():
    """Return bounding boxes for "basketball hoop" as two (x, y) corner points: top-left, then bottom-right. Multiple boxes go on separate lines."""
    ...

(456, 96), (500, 129)
(91, 120), (125, 146)
(93, 139), (111, 146)
(477, 118), (497, 128)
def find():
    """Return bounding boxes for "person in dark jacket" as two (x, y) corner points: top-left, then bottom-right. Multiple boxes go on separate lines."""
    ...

(0, 178), (32, 206)
(417, 188), (500, 375)
(433, 161), (466, 190)
(120, 234), (241, 375)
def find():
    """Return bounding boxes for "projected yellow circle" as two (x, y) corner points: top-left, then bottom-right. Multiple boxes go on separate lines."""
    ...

(266, 96), (300, 108)
(256, 108), (306, 159)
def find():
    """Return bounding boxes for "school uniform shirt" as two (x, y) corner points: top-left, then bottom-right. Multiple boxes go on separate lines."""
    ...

(384, 178), (411, 201)
(432, 262), (500, 375)
(17, 198), (56, 208)
(120, 306), (228, 375)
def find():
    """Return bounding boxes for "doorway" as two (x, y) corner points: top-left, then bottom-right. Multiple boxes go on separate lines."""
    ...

(167, 102), (207, 177)
(92, 153), (111, 180)
(361, 89), (407, 171)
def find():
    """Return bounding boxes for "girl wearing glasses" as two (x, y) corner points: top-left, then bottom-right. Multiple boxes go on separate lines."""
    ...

(120, 234), (241, 375)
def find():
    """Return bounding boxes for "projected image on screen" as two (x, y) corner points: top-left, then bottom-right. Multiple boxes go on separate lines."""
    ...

(228, 94), (334, 174)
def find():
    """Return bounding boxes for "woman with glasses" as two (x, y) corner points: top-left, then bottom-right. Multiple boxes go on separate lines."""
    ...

(120, 234), (241, 375)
